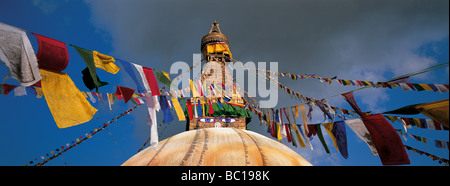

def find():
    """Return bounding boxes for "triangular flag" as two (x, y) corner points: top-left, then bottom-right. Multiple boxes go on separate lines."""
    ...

(116, 86), (135, 104)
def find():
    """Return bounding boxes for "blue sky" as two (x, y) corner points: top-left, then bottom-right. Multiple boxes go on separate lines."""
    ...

(0, 0), (448, 166)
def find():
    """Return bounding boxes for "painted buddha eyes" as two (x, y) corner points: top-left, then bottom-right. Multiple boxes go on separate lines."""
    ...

(198, 117), (239, 123)
(199, 118), (215, 123)
(221, 118), (238, 123)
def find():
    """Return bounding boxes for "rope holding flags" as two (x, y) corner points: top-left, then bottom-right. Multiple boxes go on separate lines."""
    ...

(26, 103), (141, 166)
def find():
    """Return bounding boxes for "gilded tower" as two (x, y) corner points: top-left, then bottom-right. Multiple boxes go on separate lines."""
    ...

(186, 21), (251, 130)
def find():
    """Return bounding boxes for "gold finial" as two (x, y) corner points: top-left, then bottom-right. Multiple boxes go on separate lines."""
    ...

(209, 20), (221, 33)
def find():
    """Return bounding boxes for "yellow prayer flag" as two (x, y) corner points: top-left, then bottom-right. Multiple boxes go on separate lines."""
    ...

(299, 104), (309, 133)
(415, 99), (449, 128)
(322, 122), (338, 152)
(292, 105), (299, 119)
(291, 124), (306, 148)
(40, 69), (97, 128)
(189, 79), (199, 97)
(364, 81), (372, 86)
(418, 83), (434, 91)
(171, 96), (186, 121)
(276, 122), (282, 142)
(93, 51), (120, 74)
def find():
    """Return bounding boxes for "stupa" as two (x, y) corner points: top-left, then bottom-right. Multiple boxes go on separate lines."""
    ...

(122, 21), (312, 166)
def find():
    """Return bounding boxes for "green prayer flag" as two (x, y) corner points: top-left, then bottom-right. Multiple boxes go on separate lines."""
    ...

(413, 83), (426, 91)
(73, 46), (104, 91)
(154, 69), (171, 89)
(316, 124), (330, 154)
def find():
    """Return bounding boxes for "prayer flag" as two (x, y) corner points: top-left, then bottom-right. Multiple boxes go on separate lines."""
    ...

(116, 59), (145, 93)
(142, 67), (160, 96)
(39, 69), (97, 128)
(186, 99), (194, 120)
(171, 96), (186, 121)
(435, 84), (449, 93)
(0, 23), (41, 86)
(322, 122), (338, 152)
(362, 114), (410, 165)
(154, 69), (171, 89)
(92, 51), (119, 74)
(415, 99), (449, 128)
(81, 67), (108, 91)
(145, 92), (159, 150)
(291, 124), (306, 148)
(2, 84), (17, 95)
(74, 46), (103, 91)
(341, 91), (364, 117)
(344, 118), (379, 156)
(159, 95), (174, 124)
(189, 79), (199, 97)
(32, 33), (69, 72)
(115, 86), (135, 104)
(331, 121), (348, 159)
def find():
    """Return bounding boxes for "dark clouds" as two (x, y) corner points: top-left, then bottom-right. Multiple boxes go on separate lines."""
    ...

(85, 0), (448, 110)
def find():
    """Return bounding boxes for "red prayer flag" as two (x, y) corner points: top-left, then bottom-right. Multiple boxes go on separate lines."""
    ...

(2, 84), (17, 95)
(142, 67), (160, 96)
(270, 121), (276, 138)
(362, 114), (410, 165)
(116, 86), (135, 104)
(285, 124), (292, 142)
(208, 99), (214, 115)
(32, 33), (69, 72)
(307, 124), (317, 138)
(186, 99), (194, 120)
(341, 91), (364, 117)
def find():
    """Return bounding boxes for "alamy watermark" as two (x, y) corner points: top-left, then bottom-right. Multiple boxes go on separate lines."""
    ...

(170, 54), (278, 108)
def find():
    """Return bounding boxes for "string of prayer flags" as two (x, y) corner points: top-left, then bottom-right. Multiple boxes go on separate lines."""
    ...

(404, 145), (449, 165)
(40, 69), (97, 128)
(398, 131), (449, 150)
(26, 104), (140, 166)
(32, 33), (69, 72)
(263, 65), (449, 93)
(0, 23), (41, 87)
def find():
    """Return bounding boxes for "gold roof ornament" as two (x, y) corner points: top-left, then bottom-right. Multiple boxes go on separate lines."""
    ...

(201, 20), (230, 51)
